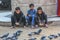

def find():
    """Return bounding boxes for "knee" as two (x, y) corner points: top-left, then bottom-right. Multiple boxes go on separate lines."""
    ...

(21, 15), (25, 19)
(45, 14), (47, 18)
(26, 16), (29, 20)
(11, 15), (15, 20)
(11, 15), (14, 18)
(22, 15), (25, 17)
(32, 15), (35, 17)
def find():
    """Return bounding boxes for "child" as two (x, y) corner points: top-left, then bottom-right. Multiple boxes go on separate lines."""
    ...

(11, 7), (26, 28)
(26, 3), (36, 28)
(36, 7), (48, 27)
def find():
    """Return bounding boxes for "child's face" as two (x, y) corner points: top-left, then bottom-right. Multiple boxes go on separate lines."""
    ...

(15, 10), (20, 14)
(37, 10), (42, 14)
(30, 6), (34, 10)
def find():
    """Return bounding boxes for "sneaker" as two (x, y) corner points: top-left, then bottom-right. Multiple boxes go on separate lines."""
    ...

(24, 26), (26, 28)
(45, 24), (48, 28)
(35, 25), (38, 28)
(10, 26), (15, 28)
(15, 22), (19, 25)
(31, 26), (35, 29)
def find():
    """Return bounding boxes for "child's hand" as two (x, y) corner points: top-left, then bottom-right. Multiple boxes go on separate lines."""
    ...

(28, 15), (31, 16)
(39, 23), (44, 26)
(15, 22), (19, 25)
(45, 24), (48, 28)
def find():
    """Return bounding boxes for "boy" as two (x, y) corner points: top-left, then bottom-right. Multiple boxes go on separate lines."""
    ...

(26, 3), (36, 28)
(11, 7), (26, 28)
(36, 7), (48, 27)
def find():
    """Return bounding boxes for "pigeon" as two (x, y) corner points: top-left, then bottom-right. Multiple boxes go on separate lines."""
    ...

(58, 33), (60, 36)
(4, 30), (22, 40)
(48, 35), (54, 40)
(2, 37), (7, 40)
(5, 37), (12, 40)
(49, 35), (58, 39)
(0, 33), (9, 38)
(41, 36), (47, 40)
(13, 30), (23, 37)
(6, 34), (18, 40)
(33, 29), (42, 35)
(11, 36), (17, 40)
(28, 32), (33, 36)
(24, 39), (26, 40)
(29, 37), (36, 40)
(53, 35), (58, 38)
(5, 34), (14, 40)
(28, 29), (42, 36)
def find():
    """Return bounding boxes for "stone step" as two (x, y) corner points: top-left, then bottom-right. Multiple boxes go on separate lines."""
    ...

(0, 22), (11, 27)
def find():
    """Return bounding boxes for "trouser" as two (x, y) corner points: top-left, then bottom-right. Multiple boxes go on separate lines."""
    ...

(26, 15), (35, 26)
(11, 15), (26, 26)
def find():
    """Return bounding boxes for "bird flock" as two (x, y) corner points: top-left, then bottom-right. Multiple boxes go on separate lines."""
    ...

(0, 29), (60, 40)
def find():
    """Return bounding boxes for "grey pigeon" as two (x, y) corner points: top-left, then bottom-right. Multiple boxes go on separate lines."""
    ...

(29, 37), (36, 40)
(53, 35), (58, 38)
(13, 30), (23, 37)
(33, 29), (42, 35)
(48, 35), (54, 40)
(48, 35), (58, 39)
(41, 36), (47, 40)
(58, 33), (60, 36)
(0, 33), (9, 38)
(28, 32), (33, 36)
(6, 34), (18, 40)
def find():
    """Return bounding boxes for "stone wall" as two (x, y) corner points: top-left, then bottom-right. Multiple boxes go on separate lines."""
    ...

(11, 0), (57, 16)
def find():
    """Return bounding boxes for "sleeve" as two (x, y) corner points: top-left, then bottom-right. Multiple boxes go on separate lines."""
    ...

(43, 13), (47, 24)
(21, 11), (24, 16)
(32, 10), (36, 16)
(13, 11), (16, 17)
(35, 14), (39, 23)
(27, 10), (30, 16)
(34, 10), (37, 14)
(27, 10), (30, 14)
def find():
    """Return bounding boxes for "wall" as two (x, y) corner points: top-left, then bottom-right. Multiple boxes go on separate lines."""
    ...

(11, 0), (57, 16)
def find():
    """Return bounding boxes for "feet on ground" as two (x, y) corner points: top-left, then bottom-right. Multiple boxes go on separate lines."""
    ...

(45, 24), (48, 28)
(24, 26), (26, 28)
(31, 26), (35, 29)
(35, 25), (38, 28)
(15, 22), (19, 25)
(10, 26), (15, 29)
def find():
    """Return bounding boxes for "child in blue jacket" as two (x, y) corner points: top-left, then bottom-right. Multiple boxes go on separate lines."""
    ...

(26, 3), (36, 28)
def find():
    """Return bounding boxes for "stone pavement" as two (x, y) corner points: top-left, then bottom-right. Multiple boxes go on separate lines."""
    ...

(0, 21), (60, 40)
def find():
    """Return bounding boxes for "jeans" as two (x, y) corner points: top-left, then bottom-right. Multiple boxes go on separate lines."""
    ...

(26, 15), (35, 26)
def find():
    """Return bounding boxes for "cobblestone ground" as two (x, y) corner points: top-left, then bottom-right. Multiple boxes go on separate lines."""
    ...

(0, 21), (60, 40)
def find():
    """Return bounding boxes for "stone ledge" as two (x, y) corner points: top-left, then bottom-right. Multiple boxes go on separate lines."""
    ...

(0, 22), (11, 26)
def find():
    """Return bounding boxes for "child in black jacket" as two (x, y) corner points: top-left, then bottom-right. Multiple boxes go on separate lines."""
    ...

(11, 7), (26, 28)
(35, 7), (48, 27)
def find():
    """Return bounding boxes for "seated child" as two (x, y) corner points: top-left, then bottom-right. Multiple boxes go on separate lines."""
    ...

(11, 7), (26, 28)
(36, 7), (48, 27)
(26, 3), (36, 28)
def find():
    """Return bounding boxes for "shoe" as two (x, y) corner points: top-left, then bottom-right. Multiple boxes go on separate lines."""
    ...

(15, 22), (19, 25)
(45, 24), (48, 28)
(10, 26), (15, 28)
(31, 26), (35, 29)
(24, 26), (26, 28)
(35, 25), (38, 28)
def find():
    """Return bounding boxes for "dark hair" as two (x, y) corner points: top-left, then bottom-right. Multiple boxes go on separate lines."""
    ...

(15, 7), (20, 10)
(29, 3), (34, 7)
(37, 7), (42, 10)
